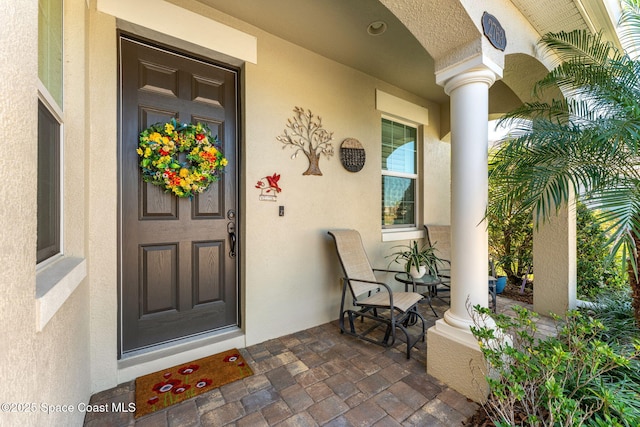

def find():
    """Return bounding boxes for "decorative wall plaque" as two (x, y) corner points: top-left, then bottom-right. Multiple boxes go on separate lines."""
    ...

(482, 12), (506, 51)
(339, 138), (365, 172)
(276, 107), (334, 176)
(255, 173), (282, 201)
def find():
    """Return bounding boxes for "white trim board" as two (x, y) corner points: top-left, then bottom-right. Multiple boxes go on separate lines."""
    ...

(98, 0), (257, 64)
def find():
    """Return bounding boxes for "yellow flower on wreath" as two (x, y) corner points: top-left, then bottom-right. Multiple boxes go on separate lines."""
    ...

(149, 132), (162, 143)
(137, 118), (227, 198)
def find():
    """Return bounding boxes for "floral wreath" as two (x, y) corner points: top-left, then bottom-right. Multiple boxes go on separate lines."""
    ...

(138, 119), (228, 198)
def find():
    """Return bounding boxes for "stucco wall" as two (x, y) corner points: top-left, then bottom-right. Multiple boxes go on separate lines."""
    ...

(88, 3), (119, 395)
(0, 1), (92, 426)
(86, 0), (451, 389)
(0, 1), (40, 425)
(0, 0), (588, 417)
(533, 200), (578, 315)
(242, 30), (450, 345)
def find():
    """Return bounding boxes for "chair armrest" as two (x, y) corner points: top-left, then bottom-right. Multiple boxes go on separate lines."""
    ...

(343, 276), (393, 292)
(372, 268), (404, 274)
(342, 276), (397, 310)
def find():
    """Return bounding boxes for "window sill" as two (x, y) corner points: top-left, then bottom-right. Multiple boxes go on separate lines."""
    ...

(36, 256), (86, 331)
(381, 228), (425, 242)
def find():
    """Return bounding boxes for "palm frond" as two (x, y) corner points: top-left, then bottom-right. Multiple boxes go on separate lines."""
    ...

(539, 30), (620, 67)
(491, 14), (640, 280)
(587, 185), (640, 277)
(618, 0), (640, 57)
(491, 119), (640, 217)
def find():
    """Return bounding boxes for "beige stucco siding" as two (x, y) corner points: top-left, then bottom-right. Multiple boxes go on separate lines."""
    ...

(83, 0), (451, 387)
(0, 0), (40, 424)
(187, 6), (451, 347)
(1, 0), (92, 426)
(0, 0), (585, 416)
(0, 0), (604, 415)
(87, 6), (119, 393)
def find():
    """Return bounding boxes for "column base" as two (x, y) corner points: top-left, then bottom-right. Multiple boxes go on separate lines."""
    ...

(426, 318), (488, 403)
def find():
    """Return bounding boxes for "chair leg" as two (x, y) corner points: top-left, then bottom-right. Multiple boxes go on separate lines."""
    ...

(348, 311), (356, 333)
(398, 307), (426, 359)
(410, 306), (426, 343)
(395, 323), (411, 359)
(339, 282), (349, 333)
(338, 305), (426, 360)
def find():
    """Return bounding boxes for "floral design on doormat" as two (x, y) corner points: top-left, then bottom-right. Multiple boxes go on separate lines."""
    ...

(135, 348), (253, 418)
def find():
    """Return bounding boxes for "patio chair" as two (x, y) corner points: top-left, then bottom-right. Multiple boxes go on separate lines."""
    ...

(425, 225), (496, 312)
(327, 230), (426, 359)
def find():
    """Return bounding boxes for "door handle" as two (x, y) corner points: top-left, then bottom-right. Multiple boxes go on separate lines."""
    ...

(227, 222), (236, 258)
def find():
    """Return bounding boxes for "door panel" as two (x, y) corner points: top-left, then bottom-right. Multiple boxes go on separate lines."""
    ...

(193, 241), (224, 304)
(140, 244), (178, 314)
(119, 36), (239, 354)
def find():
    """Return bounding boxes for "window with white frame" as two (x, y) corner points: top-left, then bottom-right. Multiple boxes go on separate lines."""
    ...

(381, 118), (418, 228)
(37, 100), (61, 263)
(37, 0), (63, 264)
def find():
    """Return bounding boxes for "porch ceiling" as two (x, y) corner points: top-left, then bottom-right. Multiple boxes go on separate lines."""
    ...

(511, 0), (590, 34)
(196, 0), (445, 103)
(510, 0), (619, 46)
(196, 0), (617, 105)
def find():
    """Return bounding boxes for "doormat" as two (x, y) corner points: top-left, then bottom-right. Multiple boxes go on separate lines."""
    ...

(134, 348), (253, 418)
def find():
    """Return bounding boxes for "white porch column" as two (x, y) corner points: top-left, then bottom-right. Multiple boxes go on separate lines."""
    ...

(427, 60), (501, 402)
(445, 67), (497, 327)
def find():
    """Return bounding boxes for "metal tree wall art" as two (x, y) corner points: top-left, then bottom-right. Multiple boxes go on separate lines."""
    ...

(276, 107), (334, 175)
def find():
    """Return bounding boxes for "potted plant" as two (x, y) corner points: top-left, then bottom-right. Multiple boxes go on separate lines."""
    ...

(387, 241), (443, 279)
(489, 259), (509, 294)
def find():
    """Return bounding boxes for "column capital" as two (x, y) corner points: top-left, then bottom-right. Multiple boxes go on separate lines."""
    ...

(436, 54), (502, 95)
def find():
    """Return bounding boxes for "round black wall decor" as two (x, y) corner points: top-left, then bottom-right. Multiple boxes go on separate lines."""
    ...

(340, 138), (365, 172)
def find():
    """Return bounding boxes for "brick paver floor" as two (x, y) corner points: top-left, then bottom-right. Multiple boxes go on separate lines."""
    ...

(84, 296), (542, 426)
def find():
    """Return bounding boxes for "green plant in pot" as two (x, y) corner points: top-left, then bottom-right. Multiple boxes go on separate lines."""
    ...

(387, 241), (443, 279)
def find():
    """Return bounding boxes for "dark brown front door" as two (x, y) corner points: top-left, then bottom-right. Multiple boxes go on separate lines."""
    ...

(119, 36), (239, 355)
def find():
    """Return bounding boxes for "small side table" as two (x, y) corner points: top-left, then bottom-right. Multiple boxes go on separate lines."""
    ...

(394, 272), (444, 317)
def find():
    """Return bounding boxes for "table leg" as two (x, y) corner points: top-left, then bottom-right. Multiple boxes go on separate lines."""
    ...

(425, 286), (438, 317)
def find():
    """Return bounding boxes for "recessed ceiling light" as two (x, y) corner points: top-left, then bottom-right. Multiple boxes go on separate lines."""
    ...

(367, 20), (387, 36)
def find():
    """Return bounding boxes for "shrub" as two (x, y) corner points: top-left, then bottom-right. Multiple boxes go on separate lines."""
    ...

(586, 292), (639, 347)
(576, 203), (627, 299)
(470, 304), (640, 426)
(488, 161), (533, 285)
(487, 193), (628, 297)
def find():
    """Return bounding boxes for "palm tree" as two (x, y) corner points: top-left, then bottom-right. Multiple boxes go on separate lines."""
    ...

(489, 0), (640, 323)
